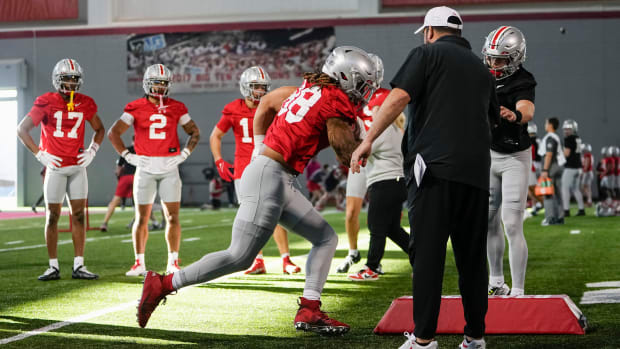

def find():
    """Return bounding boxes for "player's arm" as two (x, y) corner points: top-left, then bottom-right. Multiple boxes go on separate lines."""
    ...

(500, 100), (534, 124)
(16, 116), (40, 155)
(107, 119), (131, 155)
(209, 126), (226, 162)
(182, 119), (200, 153)
(327, 117), (361, 166)
(86, 113), (105, 147)
(253, 86), (297, 136)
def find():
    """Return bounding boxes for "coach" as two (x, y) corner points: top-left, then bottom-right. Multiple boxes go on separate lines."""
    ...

(351, 6), (499, 348)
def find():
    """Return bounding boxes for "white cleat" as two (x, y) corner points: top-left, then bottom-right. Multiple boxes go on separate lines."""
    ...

(166, 260), (180, 274)
(398, 332), (438, 349)
(459, 336), (486, 349)
(488, 283), (511, 295)
(126, 262), (146, 277)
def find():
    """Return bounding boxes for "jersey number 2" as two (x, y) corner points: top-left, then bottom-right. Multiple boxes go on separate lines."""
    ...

(149, 114), (167, 139)
(53, 111), (83, 139)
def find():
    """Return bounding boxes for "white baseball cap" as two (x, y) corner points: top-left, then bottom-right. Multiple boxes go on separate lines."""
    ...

(414, 6), (463, 34)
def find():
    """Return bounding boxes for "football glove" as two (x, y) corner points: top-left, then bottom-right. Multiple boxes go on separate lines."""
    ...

(166, 148), (191, 169)
(122, 149), (141, 167)
(215, 158), (234, 182)
(35, 150), (62, 168)
(77, 142), (99, 168)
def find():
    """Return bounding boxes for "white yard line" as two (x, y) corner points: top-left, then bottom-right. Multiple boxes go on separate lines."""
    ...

(4, 240), (24, 245)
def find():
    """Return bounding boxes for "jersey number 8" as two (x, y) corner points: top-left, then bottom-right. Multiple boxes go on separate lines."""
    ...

(279, 86), (322, 124)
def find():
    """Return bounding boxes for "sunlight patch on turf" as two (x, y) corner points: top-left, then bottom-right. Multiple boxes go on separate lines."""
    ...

(40, 331), (195, 345)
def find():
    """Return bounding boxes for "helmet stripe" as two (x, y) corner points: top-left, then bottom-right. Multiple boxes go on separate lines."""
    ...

(258, 67), (265, 80)
(491, 26), (509, 48)
(159, 64), (164, 75)
(68, 59), (75, 71)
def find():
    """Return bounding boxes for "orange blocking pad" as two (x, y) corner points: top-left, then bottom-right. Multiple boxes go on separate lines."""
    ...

(374, 295), (586, 335)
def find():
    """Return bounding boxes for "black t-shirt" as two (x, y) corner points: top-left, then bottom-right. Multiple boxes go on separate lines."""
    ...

(391, 35), (500, 191)
(117, 145), (136, 176)
(563, 135), (582, 169)
(530, 136), (541, 162)
(491, 67), (537, 153)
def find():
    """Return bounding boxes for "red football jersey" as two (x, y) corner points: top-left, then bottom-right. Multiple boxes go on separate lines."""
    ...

(28, 92), (97, 167)
(582, 153), (592, 173)
(600, 157), (613, 178)
(264, 80), (358, 173)
(358, 88), (390, 131)
(615, 156), (620, 176)
(122, 97), (189, 157)
(216, 99), (256, 179)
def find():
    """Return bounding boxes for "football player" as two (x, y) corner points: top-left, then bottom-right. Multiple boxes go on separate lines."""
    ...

(136, 46), (377, 334)
(108, 64), (200, 276)
(209, 66), (301, 275)
(337, 53), (388, 274)
(526, 123), (544, 216)
(580, 143), (594, 207)
(561, 120), (585, 216)
(17, 58), (104, 281)
(482, 26), (536, 296)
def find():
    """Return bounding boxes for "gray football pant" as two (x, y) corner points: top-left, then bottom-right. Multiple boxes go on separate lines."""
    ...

(544, 164), (564, 220)
(488, 149), (530, 290)
(174, 155), (338, 297)
(561, 168), (584, 210)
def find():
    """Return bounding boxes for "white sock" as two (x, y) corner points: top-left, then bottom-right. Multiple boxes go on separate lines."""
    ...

(348, 249), (359, 256)
(302, 289), (321, 301)
(49, 258), (59, 270)
(168, 251), (178, 265)
(136, 253), (145, 266)
(511, 287), (524, 296)
(489, 275), (505, 287)
(73, 256), (84, 270)
(256, 254), (264, 260)
(281, 252), (290, 259)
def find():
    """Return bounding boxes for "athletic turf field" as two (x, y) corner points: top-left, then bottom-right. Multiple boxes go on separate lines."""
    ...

(0, 207), (619, 348)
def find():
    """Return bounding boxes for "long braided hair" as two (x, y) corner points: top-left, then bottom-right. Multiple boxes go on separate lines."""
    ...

(303, 72), (338, 88)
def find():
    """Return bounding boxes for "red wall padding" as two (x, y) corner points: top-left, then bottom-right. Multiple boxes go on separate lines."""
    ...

(0, 0), (78, 22)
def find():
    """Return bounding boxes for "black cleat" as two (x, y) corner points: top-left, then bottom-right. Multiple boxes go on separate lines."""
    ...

(72, 265), (99, 280)
(38, 267), (60, 281)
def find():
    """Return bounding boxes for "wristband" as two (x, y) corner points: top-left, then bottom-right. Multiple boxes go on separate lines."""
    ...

(254, 134), (265, 146)
(89, 142), (100, 153)
(543, 169), (549, 172)
(121, 149), (129, 157)
(181, 148), (191, 158)
(514, 110), (523, 123)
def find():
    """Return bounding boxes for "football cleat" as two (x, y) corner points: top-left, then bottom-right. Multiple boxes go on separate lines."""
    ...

(459, 336), (486, 349)
(488, 283), (510, 295)
(244, 258), (266, 275)
(283, 256), (301, 274)
(348, 266), (379, 281)
(99, 222), (108, 232)
(336, 251), (361, 273)
(166, 260), (180, 274)
(38, 266), (60, 281)
(398, 332), (438, 349)
(72, 265), (99, 280)
(576, 209), (586, 216)
(126, 260), (147, 277)
(294, 297), (349, 335)
(137, 271), (172, 328)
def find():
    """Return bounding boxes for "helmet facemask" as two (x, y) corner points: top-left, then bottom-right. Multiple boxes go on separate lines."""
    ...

(55, 74), (82, 94)
(346, 72), (376, 106)
(145, 79), (170, 98)
(484, 55), (517, 80)
(247, 82), (270, 102)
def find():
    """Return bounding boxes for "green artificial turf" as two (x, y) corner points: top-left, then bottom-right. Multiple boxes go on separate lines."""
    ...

(0, 206), (618, 348)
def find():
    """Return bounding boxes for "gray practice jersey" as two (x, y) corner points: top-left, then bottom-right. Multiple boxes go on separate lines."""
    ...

(366, 124), (404, 187)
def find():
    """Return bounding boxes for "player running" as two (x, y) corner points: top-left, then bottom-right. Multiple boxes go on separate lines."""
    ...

(108, 64), (200, 276)
(17, 58), (104, 281)
(136, 46), (377, 334)
(209, 66), (301, 275)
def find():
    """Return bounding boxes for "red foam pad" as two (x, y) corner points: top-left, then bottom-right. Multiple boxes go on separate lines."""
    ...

(374, 295), (586, 335)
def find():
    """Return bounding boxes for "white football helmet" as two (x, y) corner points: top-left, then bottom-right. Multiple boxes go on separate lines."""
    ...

(239, 66), (271, 102)
(52, 58), (83, 94)
(368, 53), (384, 87)
(143, 64), (172, 98)
(562, 119), (578, 134)
(482, 26), (526, 80)
(601, 146), (608, 157)
(582, 143), (592, 153)
(321, 46), (377, 105)
(527, 123), (537, 135)
(613, 146), (620, 157)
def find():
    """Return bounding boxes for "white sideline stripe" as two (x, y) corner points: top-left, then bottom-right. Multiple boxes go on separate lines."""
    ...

(0, 301), (136, 345)
(586, 281), (620, 288)
(5, 240), (24, 245)
(183, 237), (200, 242)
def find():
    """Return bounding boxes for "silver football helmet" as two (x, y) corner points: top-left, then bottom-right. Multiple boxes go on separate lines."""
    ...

(614, 146), (620, 157)
(602, 146), (609, 157)
(606, 146), (615, 157)
(482, 26), (526, 80)
(527, 123), (537, 135)
(239, 66), (271, 102)
(52, 58), (84, 94)
(368, 53), (384, 87)
(143, 64), (172, 98)
(321, 46), (377, 105)
(562, 119), (578, 134)
(582, 143), (592, 153)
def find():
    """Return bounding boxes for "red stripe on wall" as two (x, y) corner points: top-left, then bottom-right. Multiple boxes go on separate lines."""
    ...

(382, 0), (600, 7)
(0, 0), (78, 22)
(1, 11), (620, 39)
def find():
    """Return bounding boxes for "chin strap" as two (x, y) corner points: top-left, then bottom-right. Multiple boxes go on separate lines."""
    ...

(67, 91), (75, 111)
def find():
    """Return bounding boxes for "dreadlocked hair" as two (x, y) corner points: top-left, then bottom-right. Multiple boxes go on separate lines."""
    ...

(303, 72), (338, 88)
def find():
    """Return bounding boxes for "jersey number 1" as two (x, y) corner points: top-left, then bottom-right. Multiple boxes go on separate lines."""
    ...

(53, 111), (83, 139)
(239, 118), (252, 143)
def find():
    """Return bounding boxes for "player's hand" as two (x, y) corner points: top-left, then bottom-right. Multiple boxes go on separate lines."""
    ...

(215, 159), (234, 182)
(77, 143), (99, 168)
(500, 106), (517, 122)
(35, 150), (62, 168)
(166, 148), (191, 169)
(122, 149), (141, 167)
(350, 139), (372, 173)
